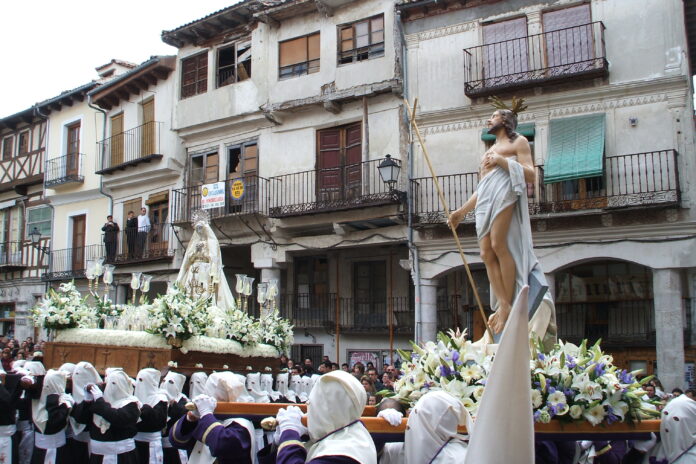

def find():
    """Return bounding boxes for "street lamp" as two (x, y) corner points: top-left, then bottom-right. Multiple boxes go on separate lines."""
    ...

(378, 154), (401, 191)
(29, 227), (50, 256)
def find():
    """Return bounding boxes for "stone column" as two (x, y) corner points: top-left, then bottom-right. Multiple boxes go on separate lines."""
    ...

(653, 268), (685, 390)
(256, 260), (281, 317)
(420, 278), (439, 343)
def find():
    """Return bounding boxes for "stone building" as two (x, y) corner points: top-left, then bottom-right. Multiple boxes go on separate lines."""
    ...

(400, 0), (696, 389)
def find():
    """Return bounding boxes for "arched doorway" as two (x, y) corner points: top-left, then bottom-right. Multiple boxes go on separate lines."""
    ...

(435, 265), (490, 339)
(555, 260), (655, 373)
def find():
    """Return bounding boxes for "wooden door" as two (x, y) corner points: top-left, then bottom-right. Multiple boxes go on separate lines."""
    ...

(543, 4), (593, 68)
(66, 122), (80, 177)
(71, 215), (86, 272)
(148, 200), (168, 255)
(110, 114), (124, 167)
(317, 128), (342, 202)
(123, 198), (142, 258)
(344, 123), (362, 200)
(482, 17), (529, 81)
(141, 99), (155, 157)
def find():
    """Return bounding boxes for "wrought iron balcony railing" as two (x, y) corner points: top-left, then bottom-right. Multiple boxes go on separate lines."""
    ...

(279, 293), (413, 333)
(556, 300), (656, 347)
(101, 222), (174, 265)
(534, 150), (679, 214)
(0, 241), (26, 270)
(464, 22), (608, 97)
(45, 153), (84, 187)
(44, 244), (105, 281)
(269, 158), (403, 217)
(411, 150), (680, 222)
(171, 175), (269, 224)
(96, 121), (162, 174)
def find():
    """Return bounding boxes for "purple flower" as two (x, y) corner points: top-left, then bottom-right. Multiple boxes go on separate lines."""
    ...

(564, 388), (574, 398)
(594, 363), (606, 377)
(439, 365), (452, 377)
(566, 356), (577, 369)
(547, 403), (557, 416)
(548, 386), (556, 394)
(605, 406), (619, 425)
(619, 369), (633, 384)
(538, 353), (546, 361)
(533, 410), (542, 422)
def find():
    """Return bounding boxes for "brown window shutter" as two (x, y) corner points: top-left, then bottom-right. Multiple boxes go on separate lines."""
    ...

(542, 4), (591, 32)
(280, 36), (308, 67)
(308, 33), (321, 61)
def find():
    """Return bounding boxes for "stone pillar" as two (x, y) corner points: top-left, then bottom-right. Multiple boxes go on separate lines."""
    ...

(420, 278), (439, 343)
(256, 261), (281, 317)
(653, 268), (685, 390)
(116, 284), (128, 305)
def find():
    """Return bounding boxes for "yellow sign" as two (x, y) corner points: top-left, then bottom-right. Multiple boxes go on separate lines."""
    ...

(202, 187), (209, 197)
(231, 179), (245, 200)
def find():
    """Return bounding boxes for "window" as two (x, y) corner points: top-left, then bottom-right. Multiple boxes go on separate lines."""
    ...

(181, 52), (208, 98)
(482, 17), (529, 80)
(279, 32), (320, 79)
(353, 260), (387, 327)
(18, 131), (30, 155)
(227, 141), (258, 179)
(2, 137), (13, 161)
(26, 206), (51, 239)
(216, 40), (251, 88)
(338, 15), (384, 64)
(190, 152), (219, 185)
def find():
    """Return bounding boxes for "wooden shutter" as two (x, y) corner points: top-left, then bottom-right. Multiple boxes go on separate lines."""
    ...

(2, 137), (13, 161)
(242, 143), (257, 176)
(182, 53), (207, 97)
(308, 34), (320, 61)
(482, 17), (529, 79)
(204, 153), (219, 183)
(141, 99), (155, 156)
(18, 131), (29, 155)
(110, 114), (124, 166)
(543, 4), (593, 67)
(344, 123), (362, 200)
(317, 128), (342, 201)
(71, 214), (86, 271)
(280, 37), (308, 67)
(67, 122), (81, 176)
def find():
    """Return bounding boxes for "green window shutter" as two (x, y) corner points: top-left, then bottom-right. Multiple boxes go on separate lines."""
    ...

(544, 114), (605, 184)
(480, 123), (535, 141)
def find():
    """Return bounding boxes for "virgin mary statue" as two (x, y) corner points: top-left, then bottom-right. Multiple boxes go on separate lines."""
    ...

(175, 210), (237, 311)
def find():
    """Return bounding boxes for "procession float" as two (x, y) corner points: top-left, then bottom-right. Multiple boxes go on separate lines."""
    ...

(34, 211), (293, 376)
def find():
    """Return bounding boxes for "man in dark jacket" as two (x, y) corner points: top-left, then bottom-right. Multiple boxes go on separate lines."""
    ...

(125, 211), (138, 259)
(101, 216), (119, 263)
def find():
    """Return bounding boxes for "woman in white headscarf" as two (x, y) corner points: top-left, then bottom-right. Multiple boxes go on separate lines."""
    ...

(67, 361), (102, 461)
(31, 369), (74, 464)
(160, 371), (189, 464)
(73, 369), (140, 463)
(133, 368), (168, 464)
(169, 372), (256, 464)
(380, 391), (469, 464)
(276, 370), (376, 464)
(189, 372), (208, 399)
(654, 394), (696, 463)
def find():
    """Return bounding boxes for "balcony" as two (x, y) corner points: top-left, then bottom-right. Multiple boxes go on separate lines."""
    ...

(44, 244), (105, 281)
(171, 175), (269, 224)
(534, 150), (680, 214)
(0, 149), (44, 194)
(463, 22), (607, 98)
(0, 241), (26, 272)
(279, 293), (413, 334)
(96, 121), (163, 175)
(269, 158), (403, 218)
(411, 150), (680, 223)
(102, 223), (174, 265)
(45, 153), (84, 188)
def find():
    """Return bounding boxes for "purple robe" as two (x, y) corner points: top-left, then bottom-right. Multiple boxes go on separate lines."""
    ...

(169, 414), (252, 464)
(276, 430), (359, 464)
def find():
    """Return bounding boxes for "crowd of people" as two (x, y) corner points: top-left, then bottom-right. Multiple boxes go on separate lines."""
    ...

(1, 342), (695, 463)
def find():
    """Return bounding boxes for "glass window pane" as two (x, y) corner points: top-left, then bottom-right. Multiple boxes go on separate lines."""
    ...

(355, 21), (368, 36)
(341, 39), (354, 52)
(341, 27), (353, 40)
(371, 16), (384, 32)
(371, 30), (384, 44)
(356, 34), (369, 48)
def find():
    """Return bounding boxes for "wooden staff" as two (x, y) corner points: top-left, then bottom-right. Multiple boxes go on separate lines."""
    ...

(404, 98), (493, 340)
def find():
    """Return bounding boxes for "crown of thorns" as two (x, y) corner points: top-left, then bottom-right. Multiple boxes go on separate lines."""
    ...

(489, 96), (528, 115)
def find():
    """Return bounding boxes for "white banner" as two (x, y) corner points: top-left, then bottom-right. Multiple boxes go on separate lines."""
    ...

(201, 182), (225, 209)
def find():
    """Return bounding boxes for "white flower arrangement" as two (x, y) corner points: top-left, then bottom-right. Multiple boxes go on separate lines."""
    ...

(147, 284), (211, 341)
(195, 363), (204, 368)
(31, 281), (96, 330)
(55, 328), (170, 349)
(183, 335), (279, 358)
(388, 330), (660, 426)
(168, 361), (178, 368)
(255, 309), (294, 354)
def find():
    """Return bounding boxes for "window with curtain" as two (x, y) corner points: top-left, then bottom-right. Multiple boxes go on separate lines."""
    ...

(279, 32), (320, 79)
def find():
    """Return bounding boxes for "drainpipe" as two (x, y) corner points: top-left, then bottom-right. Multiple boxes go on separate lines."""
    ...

(88, 96), (113, 215)
(33, 105), (54, 292)
(396, 10), (423, 344)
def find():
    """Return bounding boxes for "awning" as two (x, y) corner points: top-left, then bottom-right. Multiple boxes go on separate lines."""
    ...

(0, 199), (17, 210)
(481, 123), (535, 141)
(544, 114), (605, 184)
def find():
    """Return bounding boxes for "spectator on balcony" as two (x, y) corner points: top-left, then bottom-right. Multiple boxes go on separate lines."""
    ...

(136, 207), (151, 259)
(126, 211), (138, 259)
(101, 215), (120, 263)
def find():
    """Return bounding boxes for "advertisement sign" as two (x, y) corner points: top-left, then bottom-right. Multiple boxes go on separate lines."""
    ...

(348, 350), (380, 369)
(201, 182), (225, 209)
(230, 179), (245, 200)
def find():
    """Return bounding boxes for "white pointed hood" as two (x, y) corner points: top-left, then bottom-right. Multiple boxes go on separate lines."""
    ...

(134, 368), (166, 407)
(93, 369), (140, 433)
(69, 361), (102, 435)
(189, 372), (208, 398)
(33, 369), (67, 434)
